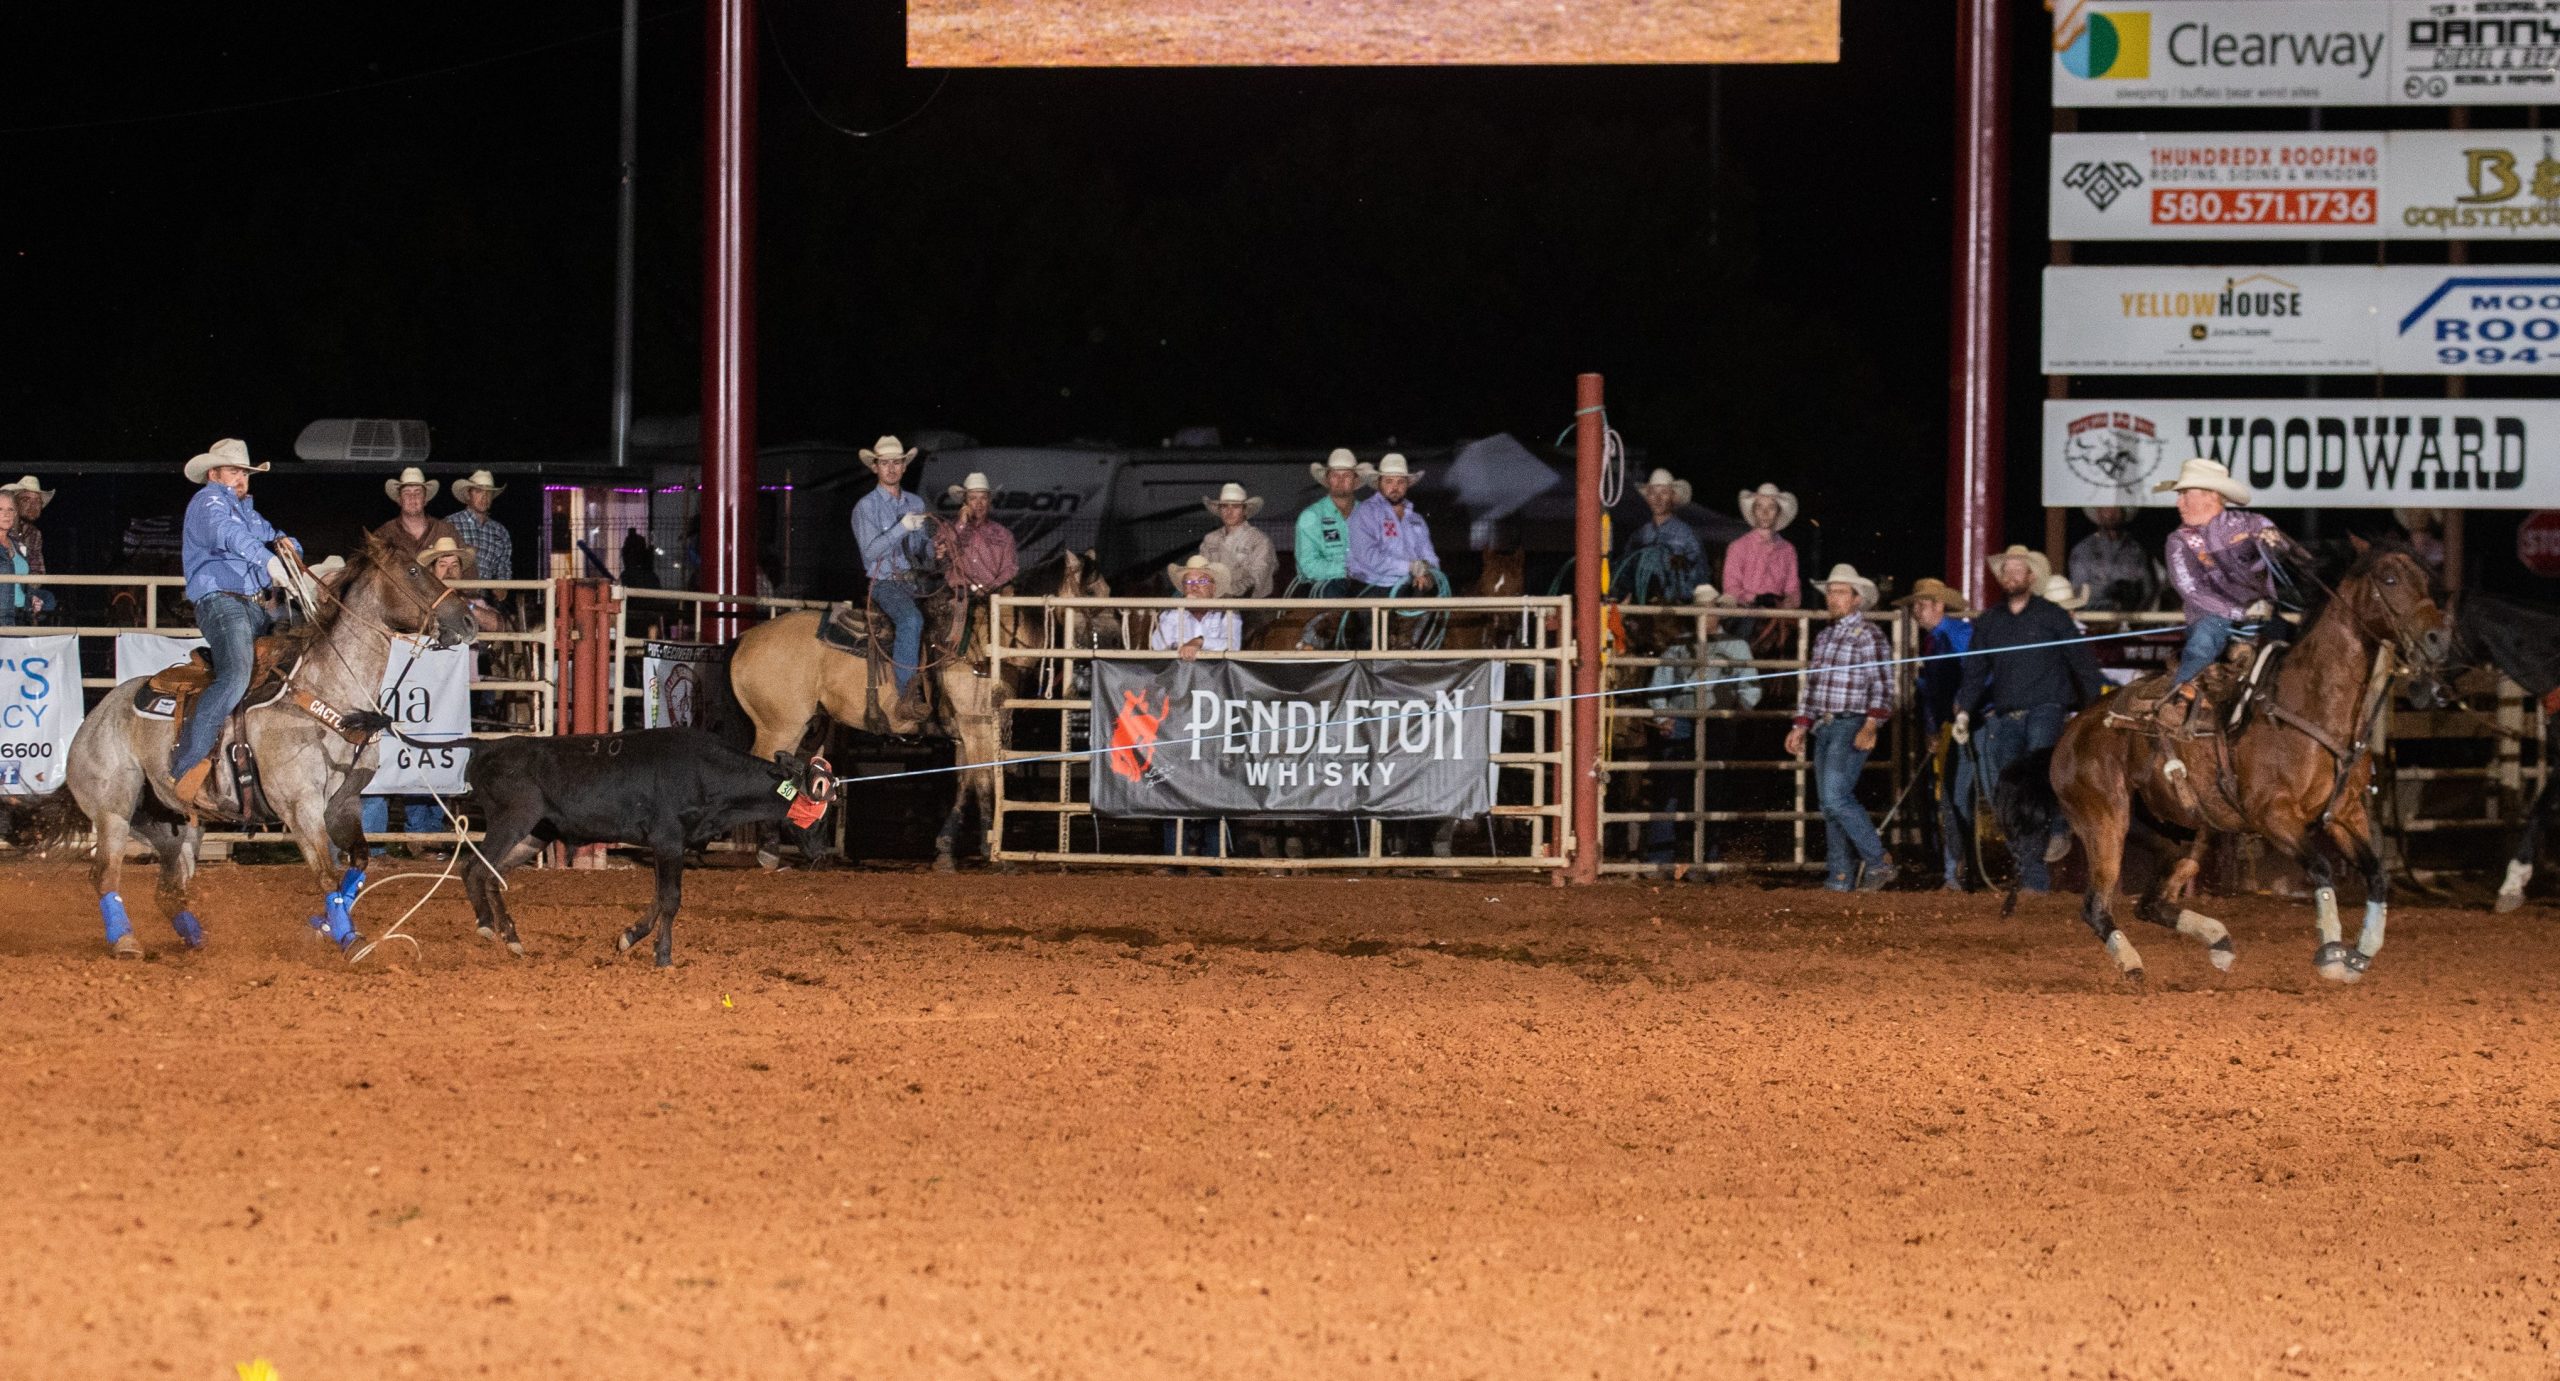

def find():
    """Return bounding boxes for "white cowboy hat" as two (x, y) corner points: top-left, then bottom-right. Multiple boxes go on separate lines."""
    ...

(944, 471), (993, 502)
(0, 476), (55, 505)
(1641, 469), (1694, 506)
(1201, 482), (1265, 519)
(1167, 553), (1233, 596)
(454, 468), (506, 498)
(1689, 582), (1731, 607)
(1737, 482), (1799, 531)
(1821, 563), (1878, 610)
(1309, 448), (1377, 486)
(417, 535), (470, 567)
(2038, 573), (2089, 611)
(383, 465), (439, 503)
(1374, 452), (1425, 483)
(2153, 456), (2251, 505)
(185, 438), (269, 484)
(1987, 543), (2053, 588)
(860, 435), (920, 470)
(2392, 507), (2442, 534)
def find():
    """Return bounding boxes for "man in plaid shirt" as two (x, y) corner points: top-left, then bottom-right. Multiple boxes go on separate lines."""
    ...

(446, 469), (514, 580)
(1787, 563), (1895, 891)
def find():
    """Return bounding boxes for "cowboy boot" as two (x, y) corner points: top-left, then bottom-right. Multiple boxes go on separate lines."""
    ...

(172, 758), (215, 814)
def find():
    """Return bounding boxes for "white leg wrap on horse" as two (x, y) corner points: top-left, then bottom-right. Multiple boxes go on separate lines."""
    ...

(2502, 859), (2534, 900)
(2358, 900), (2387, 958)
(2314, 887), (2342, 945)
(2105, 931), (2144, 975)
(2176, 909), (2236, 972)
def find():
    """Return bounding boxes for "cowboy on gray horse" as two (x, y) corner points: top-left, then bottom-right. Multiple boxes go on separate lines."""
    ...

(173, 439), (302, 811)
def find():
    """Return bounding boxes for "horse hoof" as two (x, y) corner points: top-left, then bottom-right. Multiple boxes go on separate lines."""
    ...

(476, 925), (497, 943)
(337, 930), (364, 955)
(506, 941), (525, 958)
(111, 933), (143, 960)
(617, 934), (636, 954)
(756, 850), (783, 872)
(2208, 940), (2237, 973)
(2314, 941), (2355, 983)
(2495, 891), (2525, 915)
(170, 912), (204, 949)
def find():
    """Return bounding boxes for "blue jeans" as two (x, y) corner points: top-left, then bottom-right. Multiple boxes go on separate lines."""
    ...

(2172, 615), (2237, 688)
(1937, 731), (1977, 886)
(173, 592), (271, 776)
(1975, 703), (2067, 892)
(870, 578), (926, 693)
(362, 795), (448, 841)
(1812, 718), (1885, 889)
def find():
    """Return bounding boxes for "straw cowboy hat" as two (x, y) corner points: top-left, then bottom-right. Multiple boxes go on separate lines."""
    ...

(454, 468), (506, 498)
(860, 435), (920, 471)
(2153, 456), (2251, 505)
(0, 476), (55, 505)
(2038, 573), (2089, 611)
(185, 438), (269, 484)
(944, 472), (993, 502)
(1690, 582), (1732, 607)
(1201, 482), (1264, 519)
(1821, 563), (1879, 609)
(418, 535), (470, 568)
(1640, 469), (1694, 506)
(1892, 576), (1974, 614)
(2393, 506), (2442, 534)
(383, 466), (439, 503)
(1374, 452), (1425, 483)
(1166, 553), (1232, 596)
(1987, 543), (2053, 587)
(1308, 448), (1377, 486)
(1737, 482), (1799, 531)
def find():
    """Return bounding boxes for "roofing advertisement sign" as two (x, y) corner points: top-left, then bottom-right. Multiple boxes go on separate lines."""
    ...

(2052, 130), (2560, 240)
(2043, 400), (2560, 508)
(2044, 265), (2560, 374)
(2053, 1), (2560, 106)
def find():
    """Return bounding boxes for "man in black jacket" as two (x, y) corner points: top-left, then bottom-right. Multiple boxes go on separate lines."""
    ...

(1952, 545), (2107, 893)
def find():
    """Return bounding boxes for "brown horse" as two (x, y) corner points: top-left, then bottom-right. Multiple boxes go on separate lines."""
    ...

(2005, 547), (2448, 984)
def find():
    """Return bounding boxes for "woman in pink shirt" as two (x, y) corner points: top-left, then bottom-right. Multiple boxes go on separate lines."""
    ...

(1721, 482), (1802, 609)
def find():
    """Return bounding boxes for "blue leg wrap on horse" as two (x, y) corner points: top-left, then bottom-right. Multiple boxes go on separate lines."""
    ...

(338, 867), (366, 904)
(170, 911), (204, 948)
(322, 890), (358, 948)
(100, 892), (131, 945)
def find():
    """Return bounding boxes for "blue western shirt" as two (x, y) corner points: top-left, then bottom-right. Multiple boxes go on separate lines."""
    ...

(852, 486), (930, 581)
(182, 483), (286, 603)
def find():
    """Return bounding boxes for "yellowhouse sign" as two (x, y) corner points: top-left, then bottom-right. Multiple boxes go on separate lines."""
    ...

(2044, 264), (2560, 374)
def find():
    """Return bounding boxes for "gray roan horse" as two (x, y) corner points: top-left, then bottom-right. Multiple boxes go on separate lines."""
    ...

(66, 538), (479, 957)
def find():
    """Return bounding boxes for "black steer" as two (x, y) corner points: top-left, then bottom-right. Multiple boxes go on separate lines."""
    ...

(460, 729), (832, 966)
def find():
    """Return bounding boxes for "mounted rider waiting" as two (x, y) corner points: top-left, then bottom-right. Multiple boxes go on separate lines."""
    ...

(173, 439), (303, 812)
(2141, 457), (2309, 730)
(851, 435), (935, 719)
(938, 471), (1020, 596)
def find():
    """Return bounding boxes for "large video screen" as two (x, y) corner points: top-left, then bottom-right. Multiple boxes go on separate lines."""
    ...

(908, 0), (1838, 68)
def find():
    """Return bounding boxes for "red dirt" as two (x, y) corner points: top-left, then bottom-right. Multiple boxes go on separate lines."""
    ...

(3, 860), (2557, 1378)
(909, 0), (1836, 68)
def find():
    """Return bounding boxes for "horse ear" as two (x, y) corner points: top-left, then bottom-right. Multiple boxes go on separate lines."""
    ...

(1062, 550), (1083, 580)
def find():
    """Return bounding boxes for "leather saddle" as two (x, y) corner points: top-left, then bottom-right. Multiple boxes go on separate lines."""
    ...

(134, 637), (295, 722)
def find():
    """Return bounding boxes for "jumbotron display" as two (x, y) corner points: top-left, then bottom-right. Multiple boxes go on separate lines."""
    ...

(907, 0), (1838, 67)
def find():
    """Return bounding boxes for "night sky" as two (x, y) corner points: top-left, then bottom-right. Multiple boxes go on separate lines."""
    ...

(4, 1), (1977, 581)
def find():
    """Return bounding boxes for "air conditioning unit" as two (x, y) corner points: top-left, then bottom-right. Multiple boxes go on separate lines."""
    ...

(294, 418), (432, 464)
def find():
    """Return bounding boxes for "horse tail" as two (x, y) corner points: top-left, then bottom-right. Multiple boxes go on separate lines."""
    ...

(1993, 747), (2061, 916)
(8, 790), (96, 859)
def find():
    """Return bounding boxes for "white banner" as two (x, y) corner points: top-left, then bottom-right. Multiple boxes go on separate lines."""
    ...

(2052, 1), (2560, 106)
(114, 633), (207, 686)
(2045, 400), (2560, 508)
(2045, 264), (2560, 374)
(2051, 130), (2560, 240)
(366, 642), (472, 796)
(0, 635), (83, 796)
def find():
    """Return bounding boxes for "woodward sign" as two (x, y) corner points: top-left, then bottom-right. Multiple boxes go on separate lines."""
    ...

(2051, 130), (2560, 240)
(2043, 265), (2560, 374)
(2053, 0), (2560, 107)
(2043, 400), (2560, 508)
(1091, 658), (1496, 820)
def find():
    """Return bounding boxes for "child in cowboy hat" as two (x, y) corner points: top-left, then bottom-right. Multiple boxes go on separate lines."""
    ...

(2145, 457), (2306, 727)
(1722, 482), (1802, 610)
(1199, 482), (1275, 598)
(1622, 469), (1704, 599)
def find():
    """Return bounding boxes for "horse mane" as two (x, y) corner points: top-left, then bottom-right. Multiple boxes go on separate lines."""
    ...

(267, 535), (396, 659)
(2290, 535), (2425, 630)
(1014, 548), (1098, 596)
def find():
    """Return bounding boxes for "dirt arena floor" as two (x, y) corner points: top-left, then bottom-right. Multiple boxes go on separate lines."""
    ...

(908, 0), (1835, 68)
(3, 859), (2557, 1379)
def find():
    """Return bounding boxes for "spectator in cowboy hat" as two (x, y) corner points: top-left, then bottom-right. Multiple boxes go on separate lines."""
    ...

(374, 466), (464, 566)
(1621, 469), (1704, 600)
(1152, 554), (1241, 871)
(1894, 575), (1976, 891)
(1199, 482), (1275, 599)
(1293, 448), (1371, 649)
(445, 468), (514, 582)
(1787, 563), (1894, 892)
(936, 471), (1019, 594)
(1642, 583), (1761, 870)
(172, 438), (302, 810)
(1346, 452), (1443, 594)
(0, 477), (53, 605)
(1722, 482), (1803, 610)
(0, 489), (47, 626)
(2069, 505), (2159, 612)
(851, 435), (934, 711)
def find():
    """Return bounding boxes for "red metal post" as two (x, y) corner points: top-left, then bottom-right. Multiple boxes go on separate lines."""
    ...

(701, 0), (759, 644)
(1566, 373), (1605, 884)
(1946, 0), (2010, 606)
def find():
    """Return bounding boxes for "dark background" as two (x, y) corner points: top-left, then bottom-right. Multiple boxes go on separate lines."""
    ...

(2, 1), (1970, 583)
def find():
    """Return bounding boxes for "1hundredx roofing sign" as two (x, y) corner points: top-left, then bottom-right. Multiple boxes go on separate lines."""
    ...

(2042, 400), (2560, 508)
(2044, 265), (2560, 374)
(2052, 130), (2560, 240)
(2053, 0), (2560, 107)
